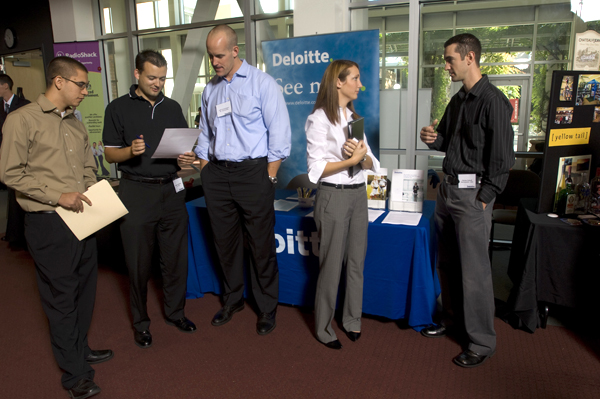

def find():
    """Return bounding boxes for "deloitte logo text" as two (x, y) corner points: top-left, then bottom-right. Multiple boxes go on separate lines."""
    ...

(275, 228), (319, 256)
(273, 50), (330, 67)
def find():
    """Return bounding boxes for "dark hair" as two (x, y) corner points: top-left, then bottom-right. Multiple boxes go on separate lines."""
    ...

(444, 33), (482, 66)
(312, 60), (360, 125)
(135, 50), (168, 72)
(16, 87), (24, 99)
(0, 74), (14, 90)
(46, 56), (88, 88)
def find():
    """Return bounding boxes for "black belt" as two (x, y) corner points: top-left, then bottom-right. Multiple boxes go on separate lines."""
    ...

(321, 182), (366, 189)
(212, 157), (266, 168)
(444, 175), (482, 185)
(27, 210), (56, 214)
(122, 173), (173, 184)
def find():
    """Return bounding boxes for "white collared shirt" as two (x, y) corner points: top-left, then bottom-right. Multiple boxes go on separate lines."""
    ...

(4, 94), (14, 111)
(305, 107), (379, 185)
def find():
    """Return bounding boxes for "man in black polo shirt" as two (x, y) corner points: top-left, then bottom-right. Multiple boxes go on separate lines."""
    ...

(103, 50), (197, 348)
(419, 34), (514, 368)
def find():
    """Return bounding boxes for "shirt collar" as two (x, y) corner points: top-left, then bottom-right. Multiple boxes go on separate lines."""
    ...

(128, 84), (165, 103)
(36, 94), (75, 117)
(4, 94), (14, 107)
(459, 74), (489, 99)
(219, 59), (249, 83)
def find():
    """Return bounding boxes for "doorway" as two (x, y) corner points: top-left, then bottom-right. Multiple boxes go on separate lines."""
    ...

(1, 50), (46, 102)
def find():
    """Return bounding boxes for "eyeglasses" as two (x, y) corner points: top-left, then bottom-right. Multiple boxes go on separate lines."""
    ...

(54, 76), (91, 90)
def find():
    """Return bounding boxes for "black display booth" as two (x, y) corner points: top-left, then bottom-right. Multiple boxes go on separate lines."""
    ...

(537, 70), (600, 214)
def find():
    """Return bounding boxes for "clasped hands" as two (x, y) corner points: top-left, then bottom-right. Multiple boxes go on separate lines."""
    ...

(343, 139), (368, 165)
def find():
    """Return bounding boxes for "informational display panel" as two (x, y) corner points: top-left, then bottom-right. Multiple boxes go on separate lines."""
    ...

(538, 70), (600, 213)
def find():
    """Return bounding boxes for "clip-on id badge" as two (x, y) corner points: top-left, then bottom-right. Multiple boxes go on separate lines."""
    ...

(216, 101), (232, 117)
(458, 174), (477, 189)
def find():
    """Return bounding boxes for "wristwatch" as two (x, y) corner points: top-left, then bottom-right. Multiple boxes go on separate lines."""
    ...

(361, 155), (367, 162)
(269, 176), (278, 184)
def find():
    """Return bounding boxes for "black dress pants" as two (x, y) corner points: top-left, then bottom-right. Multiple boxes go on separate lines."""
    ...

(201, 159), (278, 313)
(4, 188), (26, 247)
(25, 213), (97, 389)
(118, 178), (188, 332)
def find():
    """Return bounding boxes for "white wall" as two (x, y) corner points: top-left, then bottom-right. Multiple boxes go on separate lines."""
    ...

(294, 0), (350, 36)
(49, 0), (96, 43)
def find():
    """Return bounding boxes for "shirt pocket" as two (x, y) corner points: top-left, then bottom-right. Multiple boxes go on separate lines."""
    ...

(462, 122), (483, 149)
(232, 94), (261, 124)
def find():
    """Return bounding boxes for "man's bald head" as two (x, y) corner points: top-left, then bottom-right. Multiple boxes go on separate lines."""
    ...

(207, 25), (237, 50)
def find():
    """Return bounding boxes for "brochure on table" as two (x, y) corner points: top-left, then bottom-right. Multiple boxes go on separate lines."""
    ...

(366, 168), (388, 209)
(389, 169), (425, 213)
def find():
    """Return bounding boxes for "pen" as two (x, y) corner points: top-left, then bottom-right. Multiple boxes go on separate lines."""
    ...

(136, 135), (151, 149)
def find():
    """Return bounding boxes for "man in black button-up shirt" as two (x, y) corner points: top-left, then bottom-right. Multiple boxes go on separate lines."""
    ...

(420, 34), (514, 368)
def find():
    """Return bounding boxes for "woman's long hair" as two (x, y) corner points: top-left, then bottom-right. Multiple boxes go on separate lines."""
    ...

(311, 60), (360, 125)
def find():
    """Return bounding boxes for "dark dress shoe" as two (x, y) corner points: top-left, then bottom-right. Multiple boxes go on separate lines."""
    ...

(346, 331), (361, 342)
(420, 324), (447, 338)
(453, 349), (495, 368)
(256, 310), (277, 335)
(134, 330), (152, 349)
(212, 300), (245, 326)
(324, 339), (343, 350)
(85, 349), (114, 364)
(166, 317), (197, 333)
(68, 378), (101, 399)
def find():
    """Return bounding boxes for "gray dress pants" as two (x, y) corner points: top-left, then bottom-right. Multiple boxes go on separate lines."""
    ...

(314, 183), (368, 344)
(435, 180), (496, 355)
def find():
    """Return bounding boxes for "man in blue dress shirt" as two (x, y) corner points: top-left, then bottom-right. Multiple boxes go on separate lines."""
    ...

(196, 25), (291, 336)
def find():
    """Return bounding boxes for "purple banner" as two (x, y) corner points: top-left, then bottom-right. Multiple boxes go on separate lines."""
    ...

(53, 42), (101, 72)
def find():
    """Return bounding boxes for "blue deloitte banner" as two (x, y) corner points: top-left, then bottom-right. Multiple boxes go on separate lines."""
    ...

(262, 30), (380, 187)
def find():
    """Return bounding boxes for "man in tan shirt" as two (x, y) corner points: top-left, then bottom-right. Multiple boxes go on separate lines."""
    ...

(0, 57), (112, 399)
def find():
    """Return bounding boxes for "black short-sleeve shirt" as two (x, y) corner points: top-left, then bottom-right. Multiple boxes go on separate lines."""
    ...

(102, 85), (188, 178)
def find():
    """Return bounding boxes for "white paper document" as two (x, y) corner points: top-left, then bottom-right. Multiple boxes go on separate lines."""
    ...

(382, 211), (422, 226)
(56, 179), (129, 240)
(273, 200), (298, 212)
(368, 209), (385, 222)
(151, 128), (199, 158)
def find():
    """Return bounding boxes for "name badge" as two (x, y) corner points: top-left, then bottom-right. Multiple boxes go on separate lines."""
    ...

(458, 174), (477, 189)
(216, 101), (232, 117)
(173, 177), (185, 193)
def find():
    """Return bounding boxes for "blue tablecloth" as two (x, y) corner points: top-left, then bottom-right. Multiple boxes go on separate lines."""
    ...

(186, 190), (440, 330)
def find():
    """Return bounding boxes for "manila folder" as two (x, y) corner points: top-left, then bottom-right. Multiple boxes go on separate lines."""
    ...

(56, 179), (129, 241)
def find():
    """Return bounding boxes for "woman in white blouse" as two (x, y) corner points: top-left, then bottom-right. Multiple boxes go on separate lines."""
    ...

(305, 60), (380, 350)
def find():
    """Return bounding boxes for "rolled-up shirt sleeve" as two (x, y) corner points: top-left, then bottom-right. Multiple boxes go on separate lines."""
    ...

(305, 113), (329, 184)
(261, 77), (291, 163)
(195, 86), (211, 161)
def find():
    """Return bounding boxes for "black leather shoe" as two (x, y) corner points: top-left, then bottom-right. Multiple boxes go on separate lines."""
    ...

(166, 317), (197, 333)
(68, 378), (101, 399)
(420, 324), (447, 338)
(346, 331), (361, 342)
(453, 349), (495, 368)
(256, 310), (277, 335)
(134, 330), (152, 349)
(85, 349), (114, 364)
(324, 339), (343, 350)
(212, 300), (245, 326)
